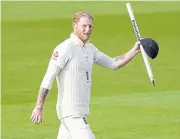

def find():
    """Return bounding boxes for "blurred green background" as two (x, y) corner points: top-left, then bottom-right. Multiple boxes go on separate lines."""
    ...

(1, 1), (180, 139)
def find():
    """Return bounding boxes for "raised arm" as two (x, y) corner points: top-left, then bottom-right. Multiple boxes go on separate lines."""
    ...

(94, 41), (140, 70)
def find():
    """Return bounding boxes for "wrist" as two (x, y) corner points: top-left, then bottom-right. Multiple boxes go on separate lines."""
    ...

(131, 47), (138, 55)
(35, 104), (43, 110)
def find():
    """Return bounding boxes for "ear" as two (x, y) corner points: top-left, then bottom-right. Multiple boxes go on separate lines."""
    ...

(72, 22), (76, 29)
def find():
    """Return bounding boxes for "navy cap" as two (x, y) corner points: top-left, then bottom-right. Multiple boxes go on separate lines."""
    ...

(140, 38), (159, 59)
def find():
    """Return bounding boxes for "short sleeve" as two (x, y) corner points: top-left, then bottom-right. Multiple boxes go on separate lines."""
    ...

(93, 45), (115, 69)
(93, 47), (102, 63)
(49, 45), (71, 69)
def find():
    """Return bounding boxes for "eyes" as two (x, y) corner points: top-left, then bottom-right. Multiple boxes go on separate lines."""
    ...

(81, 24), (93, 29)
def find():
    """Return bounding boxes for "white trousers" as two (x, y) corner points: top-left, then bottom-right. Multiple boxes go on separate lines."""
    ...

(57, 116), (96, 139)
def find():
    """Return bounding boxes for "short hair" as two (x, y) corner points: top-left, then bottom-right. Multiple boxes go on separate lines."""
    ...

(73, 12), (94, 23)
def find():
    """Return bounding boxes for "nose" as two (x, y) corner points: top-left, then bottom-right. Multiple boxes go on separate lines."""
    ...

(85, 25), (91, 33)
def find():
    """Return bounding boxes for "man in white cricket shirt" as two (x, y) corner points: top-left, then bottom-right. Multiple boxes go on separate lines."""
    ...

(31, 12), (141, 139)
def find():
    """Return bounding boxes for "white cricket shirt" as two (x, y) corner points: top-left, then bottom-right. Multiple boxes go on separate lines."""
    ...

(46, 33), (117, 119)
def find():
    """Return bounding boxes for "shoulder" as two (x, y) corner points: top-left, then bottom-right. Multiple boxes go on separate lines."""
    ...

(54, 38), (72, 54)
(87, 42), (98, 52)
(87, 42), (100, 54)
(50, 39), (72, 62)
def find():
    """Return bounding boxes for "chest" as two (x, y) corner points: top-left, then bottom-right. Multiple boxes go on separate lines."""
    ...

(71, 46), (94, 71)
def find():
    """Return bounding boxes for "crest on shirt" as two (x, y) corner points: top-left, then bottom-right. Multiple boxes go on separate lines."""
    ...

(52, 51), (59, 60)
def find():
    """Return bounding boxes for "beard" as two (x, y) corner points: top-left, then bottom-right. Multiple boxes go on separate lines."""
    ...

(74, 30), (91, 43)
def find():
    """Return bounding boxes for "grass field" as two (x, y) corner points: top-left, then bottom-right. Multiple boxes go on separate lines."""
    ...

(1, 1), (180, 139)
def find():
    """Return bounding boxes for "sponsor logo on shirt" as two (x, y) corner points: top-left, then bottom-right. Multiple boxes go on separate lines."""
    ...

(52, 51), (58, 60)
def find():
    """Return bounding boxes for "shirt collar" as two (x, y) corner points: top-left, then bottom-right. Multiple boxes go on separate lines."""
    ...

(70, 33), (89, 47)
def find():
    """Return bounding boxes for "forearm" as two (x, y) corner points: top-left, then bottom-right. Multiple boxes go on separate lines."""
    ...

(35, 63), (61, 110)
(35, 88), (49, 110)
(113, 47), (138, 69)
(94, 41), (140, 70)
